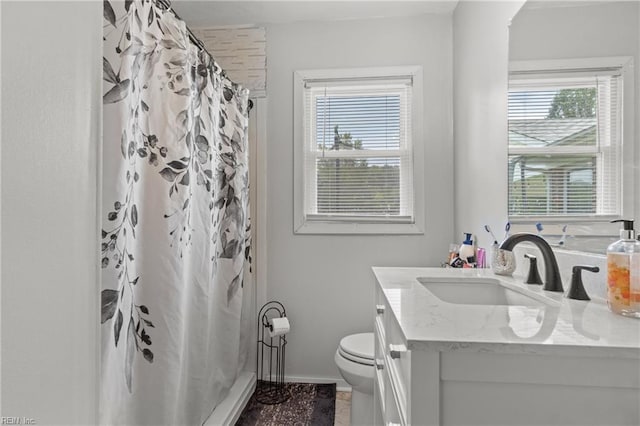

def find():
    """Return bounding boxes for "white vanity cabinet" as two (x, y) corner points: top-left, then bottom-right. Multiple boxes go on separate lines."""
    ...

(374, 285), (440, 426)
(372, 267), (640, 426)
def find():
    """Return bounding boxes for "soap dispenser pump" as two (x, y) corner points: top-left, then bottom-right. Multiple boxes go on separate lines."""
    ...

(607, 219), (640, 317)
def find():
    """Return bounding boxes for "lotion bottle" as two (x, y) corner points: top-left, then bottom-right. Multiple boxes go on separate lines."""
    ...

(607, 219), (640, 317)
(459, 233), (475, 266)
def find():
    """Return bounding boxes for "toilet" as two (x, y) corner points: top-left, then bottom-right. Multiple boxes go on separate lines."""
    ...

(335, 332), (375, 426)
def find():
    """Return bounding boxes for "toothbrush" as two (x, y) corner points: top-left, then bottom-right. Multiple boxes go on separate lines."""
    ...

(484, 225), (498, 245)
(558, 225), (568, 246)
(504, 222), (511, 241)
(535, 222), (544, 236)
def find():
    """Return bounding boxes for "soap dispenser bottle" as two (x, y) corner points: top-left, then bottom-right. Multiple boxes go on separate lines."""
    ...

(607, 219), (640, 317)
(459, 233), (476, 266)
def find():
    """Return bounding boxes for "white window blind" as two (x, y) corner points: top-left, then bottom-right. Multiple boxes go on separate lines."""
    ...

(508, 69), (622, 219)
(302, 76), (414, 223)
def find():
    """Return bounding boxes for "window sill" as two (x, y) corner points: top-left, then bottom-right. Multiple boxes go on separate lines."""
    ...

(508, 220), (619, 237)
(294, 220), (424, 235)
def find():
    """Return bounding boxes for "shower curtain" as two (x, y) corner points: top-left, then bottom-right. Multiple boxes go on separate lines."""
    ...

(101, 1), (251, 424)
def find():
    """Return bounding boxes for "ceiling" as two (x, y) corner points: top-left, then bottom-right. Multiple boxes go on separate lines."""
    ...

(172, 0), (459, 28)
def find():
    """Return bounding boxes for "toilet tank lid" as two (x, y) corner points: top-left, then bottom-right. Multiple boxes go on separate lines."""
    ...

(339, 333), (374, 360)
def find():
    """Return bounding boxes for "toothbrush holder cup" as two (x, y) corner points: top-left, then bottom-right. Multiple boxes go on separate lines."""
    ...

(491, 244), (516, 276)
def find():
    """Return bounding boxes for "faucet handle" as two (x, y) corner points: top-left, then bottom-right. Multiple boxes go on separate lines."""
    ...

(567, 265), (600, 301)
(524, 253), (543, 285)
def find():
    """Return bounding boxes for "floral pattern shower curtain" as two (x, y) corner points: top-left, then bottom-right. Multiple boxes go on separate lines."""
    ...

(101, 1), (251, 424)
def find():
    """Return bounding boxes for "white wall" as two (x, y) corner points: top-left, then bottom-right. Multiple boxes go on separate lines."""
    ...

(0, 0), (3, 413)
(266, 14), (453, 382)
(1, 2), (101, 424)
(453, 1), (525, 251)
(510, 2), (639, 62)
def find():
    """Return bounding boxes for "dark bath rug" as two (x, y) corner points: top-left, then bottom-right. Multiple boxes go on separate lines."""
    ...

(235, 382), (336, 426)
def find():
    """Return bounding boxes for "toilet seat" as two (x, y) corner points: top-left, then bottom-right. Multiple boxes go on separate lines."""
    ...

(338, 333), (374, 366)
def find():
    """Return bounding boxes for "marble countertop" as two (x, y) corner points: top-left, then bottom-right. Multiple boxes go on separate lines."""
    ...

(373, 267), (640, 358)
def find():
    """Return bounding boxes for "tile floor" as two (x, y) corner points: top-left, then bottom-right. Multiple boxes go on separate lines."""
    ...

(334, 391), (351, 426)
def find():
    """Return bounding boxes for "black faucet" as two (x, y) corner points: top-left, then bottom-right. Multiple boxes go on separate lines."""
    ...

(499, 233), (563, 292)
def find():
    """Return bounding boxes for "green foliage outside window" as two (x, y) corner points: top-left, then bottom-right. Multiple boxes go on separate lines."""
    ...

(547, 88), (596, 119)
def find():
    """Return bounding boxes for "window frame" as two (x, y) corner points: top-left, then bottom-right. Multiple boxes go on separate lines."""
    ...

(507, 57), (634, 236)
(293, 66), (424, 235)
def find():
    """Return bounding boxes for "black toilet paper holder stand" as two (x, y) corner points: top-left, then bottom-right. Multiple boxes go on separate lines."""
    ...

(256, 300), (290, 404)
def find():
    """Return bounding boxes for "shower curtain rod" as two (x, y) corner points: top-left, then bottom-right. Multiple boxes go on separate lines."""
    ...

(155, 0), (253, 112)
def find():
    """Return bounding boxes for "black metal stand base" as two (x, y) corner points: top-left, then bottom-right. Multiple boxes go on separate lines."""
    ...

(254, 380), (291, 405)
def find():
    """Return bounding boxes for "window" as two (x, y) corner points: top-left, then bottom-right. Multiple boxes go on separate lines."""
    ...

(508, 58), (632, 222)
(294, 66), (423, 234)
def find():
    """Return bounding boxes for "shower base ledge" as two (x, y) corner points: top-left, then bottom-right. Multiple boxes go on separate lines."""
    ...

(203, 371), (256, 426)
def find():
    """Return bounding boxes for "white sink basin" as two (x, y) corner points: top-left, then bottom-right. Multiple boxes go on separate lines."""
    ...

(417, 277), (545, 307)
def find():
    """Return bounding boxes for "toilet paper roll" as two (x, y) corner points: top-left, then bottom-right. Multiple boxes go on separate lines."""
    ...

(268, 317), (290, 338)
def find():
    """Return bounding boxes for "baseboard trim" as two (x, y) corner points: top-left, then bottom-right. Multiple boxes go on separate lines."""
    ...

(284, 375), (351, 392)
(203, 371), (256, 426)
